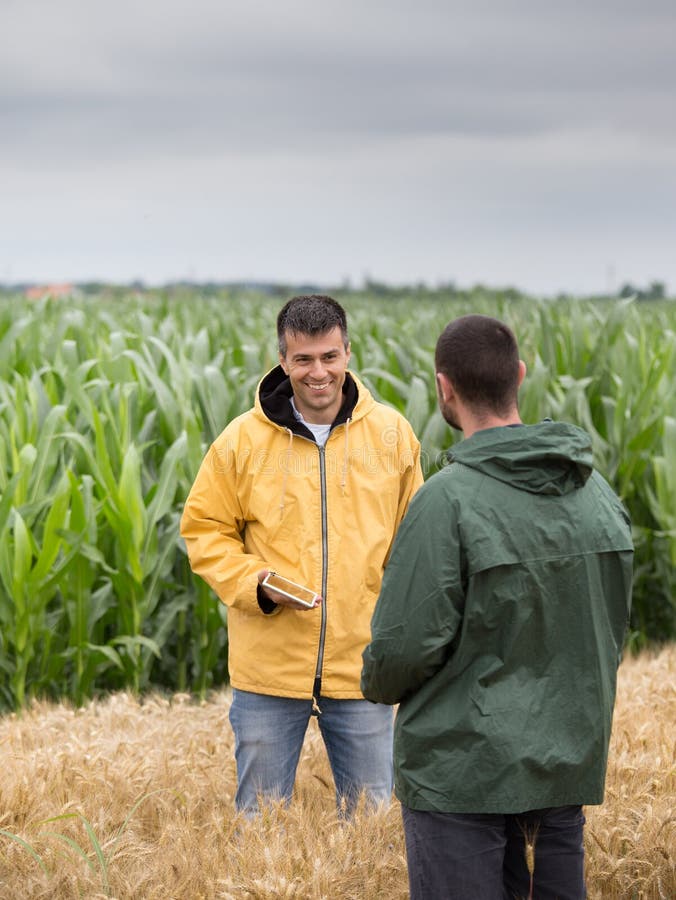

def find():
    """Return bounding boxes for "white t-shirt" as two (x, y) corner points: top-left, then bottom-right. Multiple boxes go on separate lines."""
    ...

(290, 397), (331, 447)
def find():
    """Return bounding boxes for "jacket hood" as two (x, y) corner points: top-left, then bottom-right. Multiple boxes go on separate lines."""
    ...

(448, 421), (593, 495)
(254, 365), (365, 437)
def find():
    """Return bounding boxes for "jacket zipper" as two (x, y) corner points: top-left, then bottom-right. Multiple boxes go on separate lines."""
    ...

(312, 444), (329, 715)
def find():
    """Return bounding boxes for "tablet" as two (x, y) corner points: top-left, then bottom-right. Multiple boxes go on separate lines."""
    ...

(262, 572), (319, 608)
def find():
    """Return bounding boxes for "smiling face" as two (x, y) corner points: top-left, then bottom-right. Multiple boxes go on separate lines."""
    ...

(279, 326), (351, 424)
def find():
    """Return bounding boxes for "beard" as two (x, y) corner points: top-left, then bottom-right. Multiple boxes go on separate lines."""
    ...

(439, 397), (462, 432)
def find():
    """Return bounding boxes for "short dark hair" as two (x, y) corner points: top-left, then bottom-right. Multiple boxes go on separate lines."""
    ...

(277, 295), (349, 356)
(435, 314), (520, 415)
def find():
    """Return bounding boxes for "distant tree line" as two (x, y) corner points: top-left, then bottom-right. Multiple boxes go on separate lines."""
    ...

(618, 280), (669, 302)
(0, 278), (673, 302)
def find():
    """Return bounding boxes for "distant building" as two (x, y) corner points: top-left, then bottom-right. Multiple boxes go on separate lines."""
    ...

(25, 283), (79, 300)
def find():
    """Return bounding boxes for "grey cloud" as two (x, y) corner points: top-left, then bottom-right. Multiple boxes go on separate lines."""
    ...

(2, 82), (674, 171)
(2, 0), (675, 292)
(3, 3), (676, 106)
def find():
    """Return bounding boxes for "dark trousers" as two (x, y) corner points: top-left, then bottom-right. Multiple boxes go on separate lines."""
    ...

(402, 804), (586, 900)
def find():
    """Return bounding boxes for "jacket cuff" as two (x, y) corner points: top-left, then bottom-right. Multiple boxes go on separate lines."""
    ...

(257, 583), (280, 615)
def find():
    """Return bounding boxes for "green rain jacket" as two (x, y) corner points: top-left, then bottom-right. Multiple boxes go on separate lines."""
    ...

(361, 421), (633, 813)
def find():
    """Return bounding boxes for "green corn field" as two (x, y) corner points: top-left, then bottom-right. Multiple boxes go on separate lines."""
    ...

(0, 287), (674, 710)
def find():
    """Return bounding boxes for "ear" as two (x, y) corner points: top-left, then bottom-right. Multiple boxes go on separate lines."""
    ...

(435, 371), (454, 403)
(279, 352), (288, 374)
(345, 341), (351, 365)
(517, 360), (527, 386)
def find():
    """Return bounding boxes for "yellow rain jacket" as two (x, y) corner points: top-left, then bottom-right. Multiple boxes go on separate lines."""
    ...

(180, 367), (423, 703)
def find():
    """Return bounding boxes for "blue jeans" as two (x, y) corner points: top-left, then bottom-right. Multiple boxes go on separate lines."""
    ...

(229, 689), (394, 815)
(402, 804), (586, 900)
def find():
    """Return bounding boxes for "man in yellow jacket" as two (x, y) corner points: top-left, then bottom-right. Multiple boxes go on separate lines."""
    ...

(181, 294), (423, 814)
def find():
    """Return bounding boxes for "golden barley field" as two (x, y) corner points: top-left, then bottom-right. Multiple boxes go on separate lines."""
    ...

(0, 646), (673, 899)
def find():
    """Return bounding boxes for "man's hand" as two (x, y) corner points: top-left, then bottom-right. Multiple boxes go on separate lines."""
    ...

(257, 570), (322, 611)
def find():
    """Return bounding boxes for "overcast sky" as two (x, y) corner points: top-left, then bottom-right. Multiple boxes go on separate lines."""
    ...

(2, 0), (675, 295)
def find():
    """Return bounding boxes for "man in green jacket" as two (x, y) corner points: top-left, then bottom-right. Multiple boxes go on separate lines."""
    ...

(361, 314), (633, 900)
